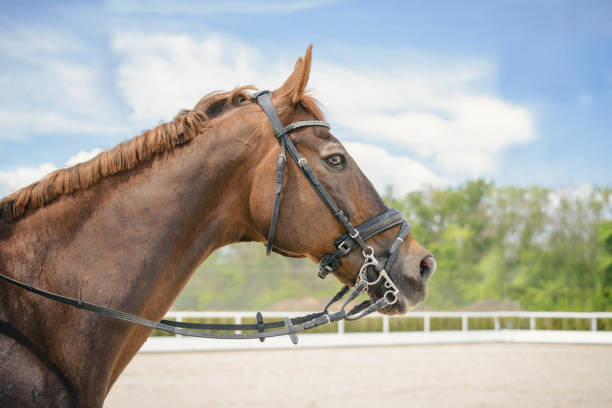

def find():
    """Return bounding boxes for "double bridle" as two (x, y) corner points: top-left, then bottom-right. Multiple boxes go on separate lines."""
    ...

(0, 90), (412, 344)
(253, 90), (411, 308)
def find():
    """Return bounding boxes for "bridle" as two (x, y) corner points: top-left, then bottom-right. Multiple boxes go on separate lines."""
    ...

(0, 90), (413, 345)
(252, 90), (411, 307)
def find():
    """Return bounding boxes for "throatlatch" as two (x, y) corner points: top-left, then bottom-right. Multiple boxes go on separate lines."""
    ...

(0, 89), (414, 345)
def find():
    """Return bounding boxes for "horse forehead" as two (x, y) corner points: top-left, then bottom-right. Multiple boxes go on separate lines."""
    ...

(295, 128), (340, 151)
(318, 141), (344, 156)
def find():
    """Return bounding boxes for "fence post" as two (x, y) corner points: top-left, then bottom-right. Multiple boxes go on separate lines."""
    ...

(494, 316), (500, 331)
(530, 316), (536, 330)
(338, 319), (345, 335)
(462, 315), (468, 332)
(235, 315), (242, 335)
(382, 316), (389, 334)
(424, 314), (430, 332)
(591, 318), (597, 332)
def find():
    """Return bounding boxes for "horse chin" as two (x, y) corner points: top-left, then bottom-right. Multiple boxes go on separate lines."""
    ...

(378, 296), (409, 315)
(369, 285), (426, 316)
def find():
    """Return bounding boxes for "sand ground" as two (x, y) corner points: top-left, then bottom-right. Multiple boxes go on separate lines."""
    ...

(105, 343), (612, 408)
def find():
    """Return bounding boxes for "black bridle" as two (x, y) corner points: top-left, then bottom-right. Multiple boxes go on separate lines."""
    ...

(0, 90), (412, 345)
(252, 90), (411, 305)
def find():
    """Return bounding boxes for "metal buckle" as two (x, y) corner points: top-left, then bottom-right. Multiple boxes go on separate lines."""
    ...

(318, 265), (332, 279)
(337, 240), (351, 255)
(318, 254), (341, 279)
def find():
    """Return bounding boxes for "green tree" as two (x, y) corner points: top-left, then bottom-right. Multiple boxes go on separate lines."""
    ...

(175, 182), (612, 312)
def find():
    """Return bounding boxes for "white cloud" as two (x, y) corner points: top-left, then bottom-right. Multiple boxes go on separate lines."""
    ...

(0, 26), (127, 139)
(0, 148), (103, 197)
(0, 26), (80, 58)
(106, 0), (337, 15)
(344, 142), (450, 196)
(1, 29), (536, 198)
(312, 62), (535, 176)
(0, 111), (125, 136)
(0, 163), (57, 196)
(111, 31), (536, 186)
(65, 148), (104, 167)
(111, 31), (284, 124)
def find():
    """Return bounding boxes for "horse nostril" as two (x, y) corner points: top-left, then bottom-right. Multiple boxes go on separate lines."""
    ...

(419, 256), (436, 280)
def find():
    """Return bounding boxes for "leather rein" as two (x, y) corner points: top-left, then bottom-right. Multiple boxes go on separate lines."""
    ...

(0, 90), (412, 345)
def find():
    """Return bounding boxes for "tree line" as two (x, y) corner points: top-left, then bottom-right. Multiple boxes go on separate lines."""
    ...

(175, 180), (612, 312)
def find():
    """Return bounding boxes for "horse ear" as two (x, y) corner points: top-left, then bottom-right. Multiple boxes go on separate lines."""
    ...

(274, 44), (313, 106)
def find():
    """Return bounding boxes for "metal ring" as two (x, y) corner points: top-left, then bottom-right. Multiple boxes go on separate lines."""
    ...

(350, 230), (360, 239)
(362, 246), (375, 258)
(298, 158), (307, 167)
(384, 290), (398, 305)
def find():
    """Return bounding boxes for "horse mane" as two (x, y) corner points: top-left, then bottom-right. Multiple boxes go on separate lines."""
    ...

(0, 86), (257, 223)
(0, 74), (325, 224)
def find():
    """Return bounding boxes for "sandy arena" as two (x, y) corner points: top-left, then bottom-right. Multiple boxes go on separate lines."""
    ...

(105, 343), (612, 408)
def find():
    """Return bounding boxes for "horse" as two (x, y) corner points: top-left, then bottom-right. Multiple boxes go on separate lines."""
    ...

(0, 45), (436, 407)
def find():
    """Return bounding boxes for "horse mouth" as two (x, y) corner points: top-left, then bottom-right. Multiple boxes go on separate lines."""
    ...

(364, 269), (427, 316)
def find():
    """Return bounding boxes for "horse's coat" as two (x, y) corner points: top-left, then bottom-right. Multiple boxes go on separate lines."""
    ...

(0, 46), (435, 407)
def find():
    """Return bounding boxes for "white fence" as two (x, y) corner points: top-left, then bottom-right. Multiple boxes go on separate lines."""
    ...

(140, 310), (612, 352)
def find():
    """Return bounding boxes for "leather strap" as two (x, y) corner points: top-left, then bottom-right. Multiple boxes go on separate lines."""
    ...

(283, 317), (299, 345)
(0, 270), (379, 341)
(252, 90), (284, 135)
(318, 208), (410, 279)
(383, 222), (411, 273)
(334, 209), (405, 248)
(252, 91), (331, 255)
(266, 139), (286, 255)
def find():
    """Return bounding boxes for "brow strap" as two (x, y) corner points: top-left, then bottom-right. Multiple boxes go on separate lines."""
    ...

(253, 90), (333, 255)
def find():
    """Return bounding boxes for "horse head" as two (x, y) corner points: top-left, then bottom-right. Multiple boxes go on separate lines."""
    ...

(247, 46), (436, 314)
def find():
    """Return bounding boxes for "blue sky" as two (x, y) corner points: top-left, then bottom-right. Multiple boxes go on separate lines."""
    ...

(1, 0), (611, 197)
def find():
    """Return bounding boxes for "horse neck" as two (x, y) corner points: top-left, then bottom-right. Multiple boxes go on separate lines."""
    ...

(1, 115), (263, 402)
(61, 123), (257, 306)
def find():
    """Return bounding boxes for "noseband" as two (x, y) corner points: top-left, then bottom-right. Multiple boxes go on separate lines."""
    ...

(0, 90), (414, 344)
(252, 90), (411, 309)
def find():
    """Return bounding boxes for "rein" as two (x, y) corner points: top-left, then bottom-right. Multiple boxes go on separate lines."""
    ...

(0, 90), (412, 345)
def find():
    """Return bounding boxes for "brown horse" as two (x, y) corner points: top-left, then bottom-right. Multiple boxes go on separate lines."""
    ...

(0, 46), (435, 407)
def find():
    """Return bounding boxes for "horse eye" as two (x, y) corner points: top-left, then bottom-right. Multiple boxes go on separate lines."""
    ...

(325, 154), (345, 168)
